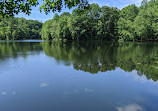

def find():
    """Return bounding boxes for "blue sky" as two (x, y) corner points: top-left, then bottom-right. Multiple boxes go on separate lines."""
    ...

(15, 0), (143, 23)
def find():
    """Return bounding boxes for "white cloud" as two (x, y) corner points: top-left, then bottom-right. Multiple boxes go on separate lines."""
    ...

(40, 82), (49, 88)
(12, 91), (16, 95)
(1, 92), (7, 95)
(117, 104), (144, 111)
(84, 88), (94, 93)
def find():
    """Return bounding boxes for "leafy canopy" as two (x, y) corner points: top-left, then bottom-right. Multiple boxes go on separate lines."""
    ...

(0, 0), (88, 16)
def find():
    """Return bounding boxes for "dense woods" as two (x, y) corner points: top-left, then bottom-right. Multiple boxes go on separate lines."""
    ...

(0, 0), (157, 41)
(0, 17), (42, 40)
(42, 0), (158, 41)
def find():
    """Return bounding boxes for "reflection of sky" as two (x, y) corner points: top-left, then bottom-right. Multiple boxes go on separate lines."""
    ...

(40, 82), (49, 88)
(0, 50), (158, 111)
(15, 0), (143, 22)
(117, 104), (144, 111)
(116, 68), (158, 85)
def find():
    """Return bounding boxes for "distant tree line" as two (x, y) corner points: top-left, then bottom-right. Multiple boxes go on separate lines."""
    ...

(0, 17), (42, 40)
(42, 0), (158, 41)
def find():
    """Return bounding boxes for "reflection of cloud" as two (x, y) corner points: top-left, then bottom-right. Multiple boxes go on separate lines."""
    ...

(1, 92), (7, 95)
(130, 71), (158, 84)
(63, 92), (73, 95)
(63, 88), (94, 95)
(64, 89), (79, 95)
(117, 104), (144, 111)
(40, 82), (49, 88)
(84, 88), (94, 93)
(73, 89), (79, 93)
(12, 91), (16, 95)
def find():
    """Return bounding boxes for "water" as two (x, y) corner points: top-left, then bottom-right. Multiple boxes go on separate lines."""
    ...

(0, 41), (158, 111)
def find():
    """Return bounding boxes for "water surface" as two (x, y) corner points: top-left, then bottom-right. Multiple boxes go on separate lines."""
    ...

(0, 41), (158, 111)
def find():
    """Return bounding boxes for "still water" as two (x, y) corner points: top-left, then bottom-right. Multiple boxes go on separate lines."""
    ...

(0, 41), (158, 111)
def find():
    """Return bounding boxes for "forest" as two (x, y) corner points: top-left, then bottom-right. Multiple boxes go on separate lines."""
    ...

(42, 0), (158, 41)
(0, 0), (158, 41)
(0, 17), (42, 40)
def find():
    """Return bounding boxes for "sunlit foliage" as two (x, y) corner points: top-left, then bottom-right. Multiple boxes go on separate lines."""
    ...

(0, 17), (42, 40)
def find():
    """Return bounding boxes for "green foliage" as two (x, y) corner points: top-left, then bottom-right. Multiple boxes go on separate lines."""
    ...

(134, 1), (158, 41)
(40, 0), (89, 14)
(118, 18), (135, 41)
(0, 17), (42, 40)
(42, 3), (119, 41)
(0, 0), (39, 17)
(68, 8), (91, 40)
(1, 0), (157, 41)
(59, 16), (71, 40)
(118, 0), (158, 41)
(117, 5), (139, 41)
(42, 1), (157, 41)
(12, 28), (26, 40)
(97, 6), (119, 40)
(0, 0), (88, 17)
(120, 4), (139, 21)
(41, 20), (51, 40)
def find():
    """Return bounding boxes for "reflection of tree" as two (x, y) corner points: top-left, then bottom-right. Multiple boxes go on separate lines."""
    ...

(0, 42), (42, 60)
(43, 42), (158, 81)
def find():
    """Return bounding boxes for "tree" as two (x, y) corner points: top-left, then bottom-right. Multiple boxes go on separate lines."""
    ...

(117, 17), (134, 41)
(119, 4), (139, 22)
(0, 17), (42, 40)
(41, 20), (52, 40)
(134, 0), (158, 41)
(50, 20), (59, 40)
(40, 0), (157, 41)
(12, 28), (26, 40)
(97, 6), (119, 40)
(68, 8), (91, 40)
(58, 13), (71, 40)
(0, 0), (89, 17)
(117, 5), (139, 41)
(88, 3), (101, 38)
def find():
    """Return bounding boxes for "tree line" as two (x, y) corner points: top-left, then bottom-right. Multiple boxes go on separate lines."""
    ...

(0, 17), (42, 40)
(0, 0), (157, 41)
(42, 0), (158, 41)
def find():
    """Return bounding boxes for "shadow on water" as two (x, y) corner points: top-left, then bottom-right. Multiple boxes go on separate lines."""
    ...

(42, 41), (158, 82)
(0, 41), (158, 81)
(0, 42), (42, 60)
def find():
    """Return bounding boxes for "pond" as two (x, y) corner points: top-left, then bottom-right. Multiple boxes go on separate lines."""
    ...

(0, 41), (158, 111)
